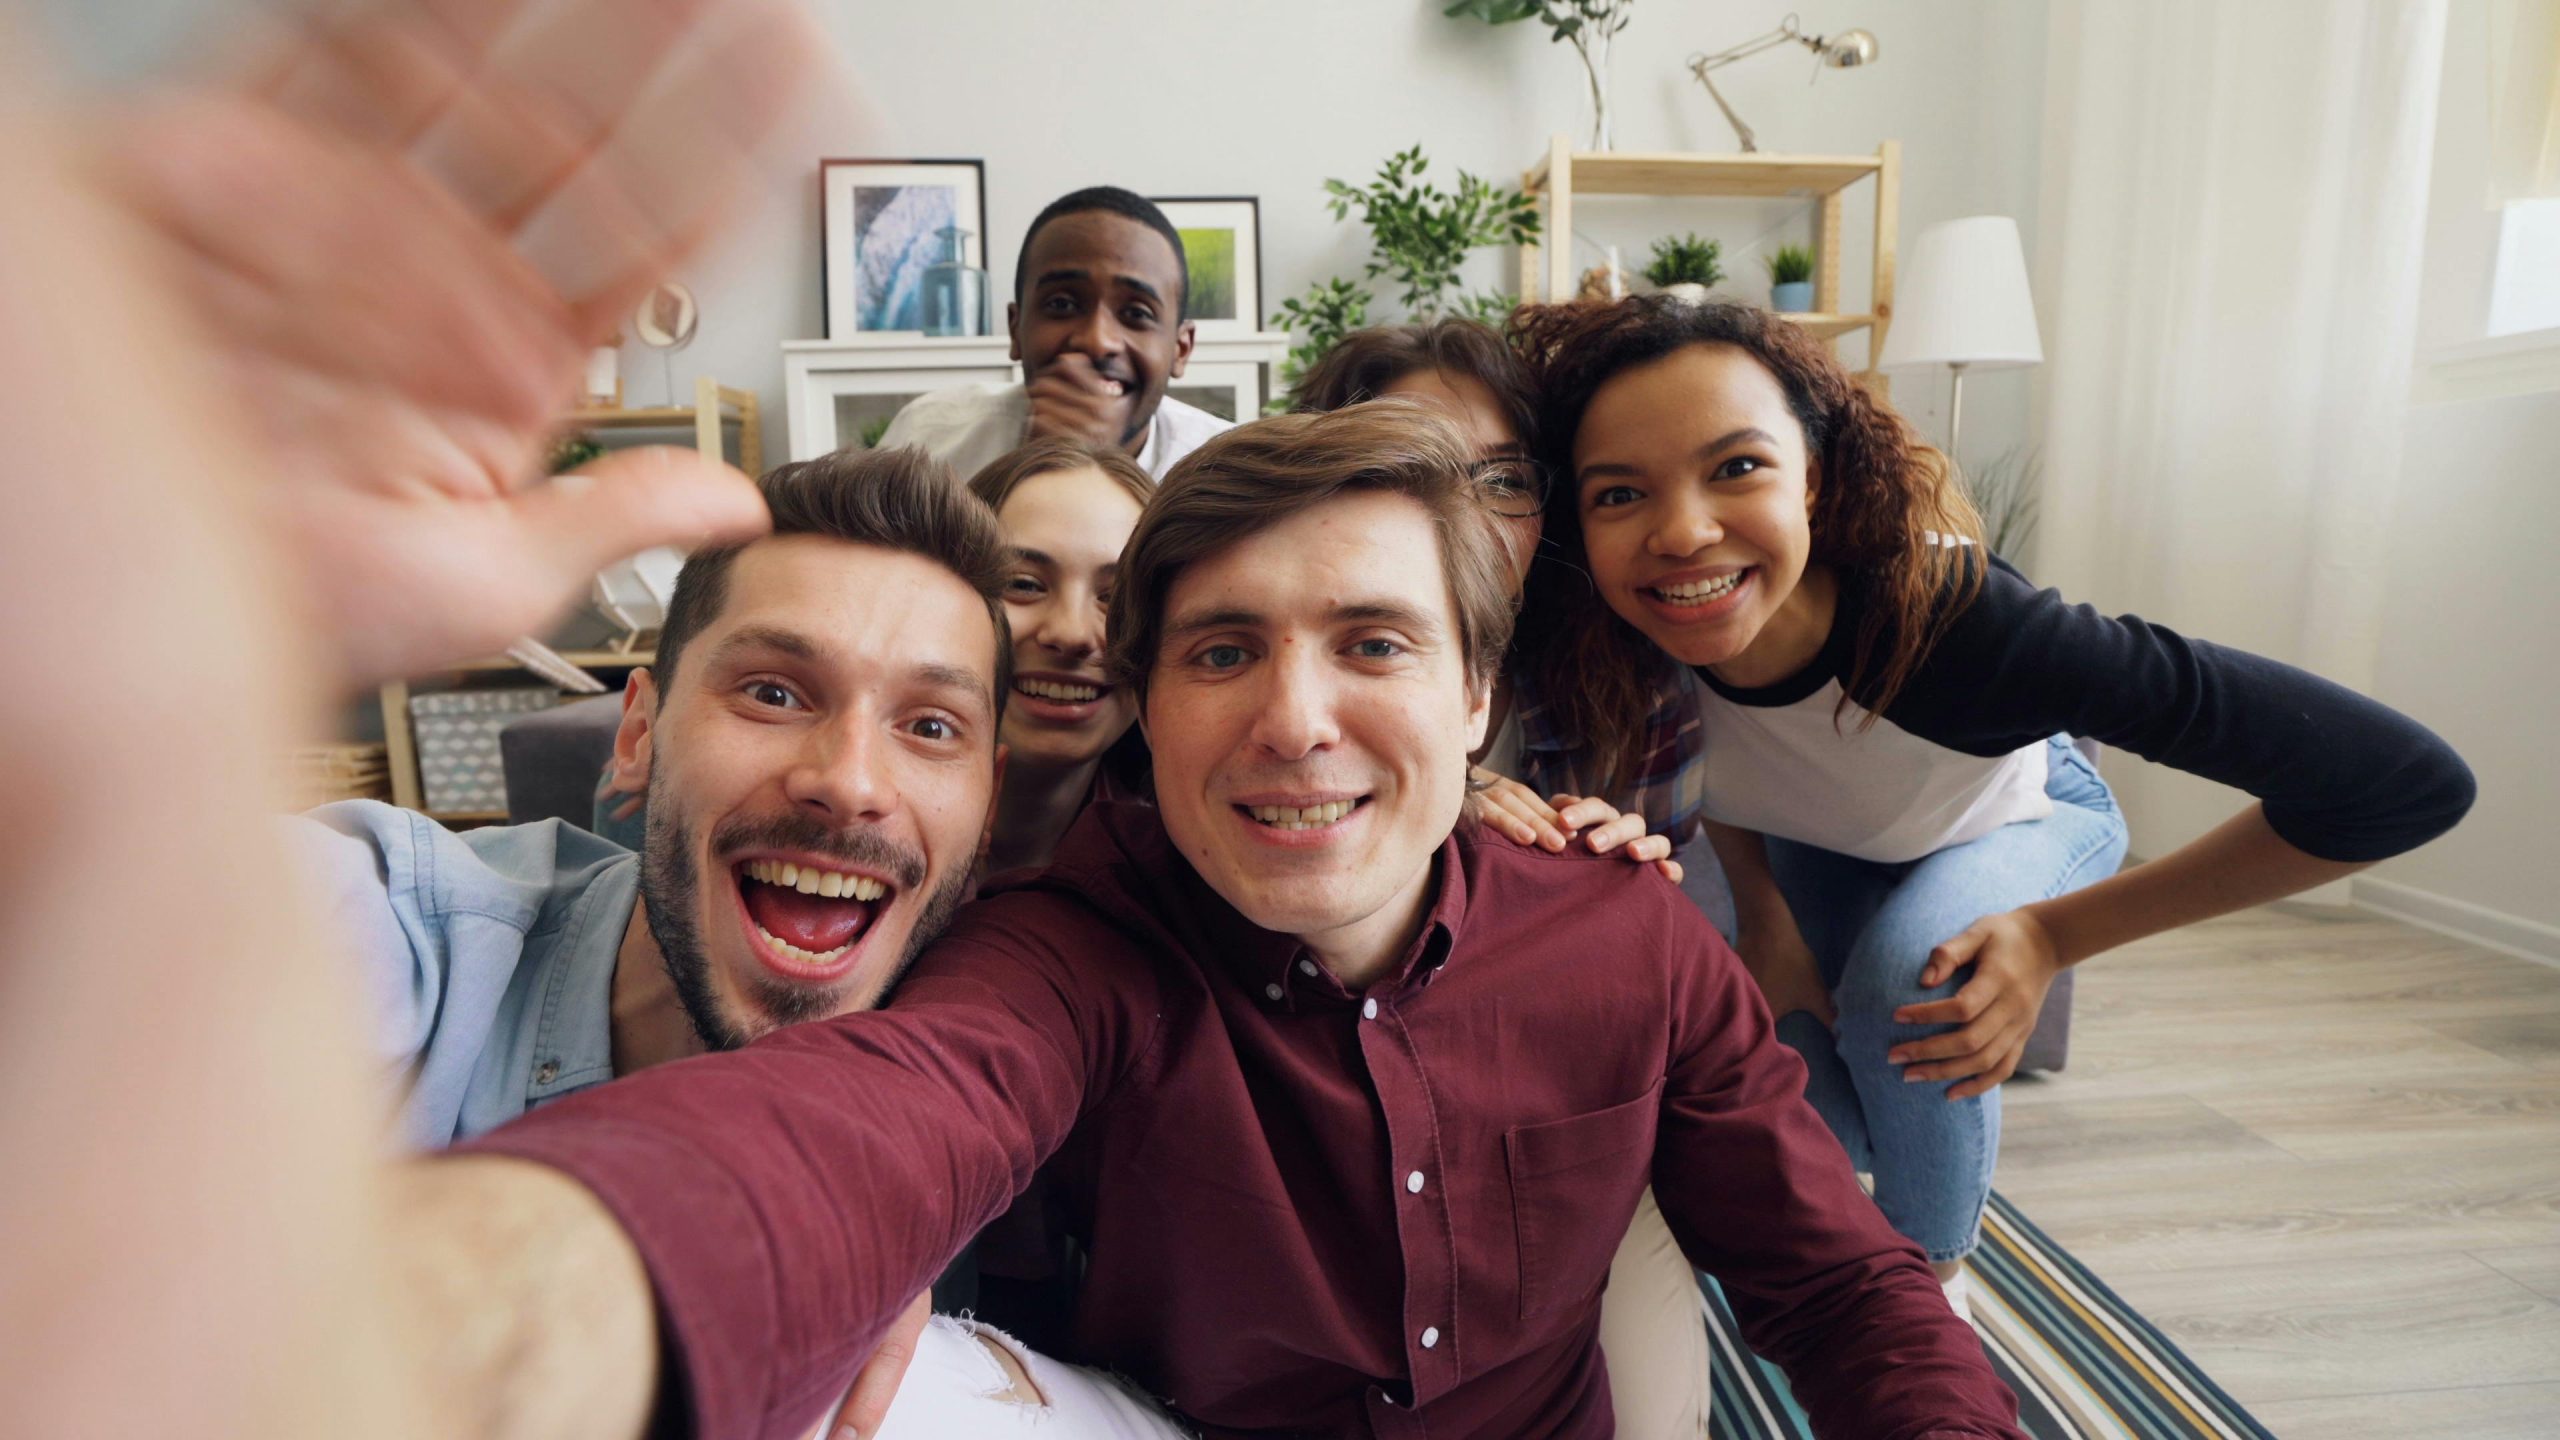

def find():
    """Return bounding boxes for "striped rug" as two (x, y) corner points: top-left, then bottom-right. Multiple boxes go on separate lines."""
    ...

(1702, 1191), (2272, 1439)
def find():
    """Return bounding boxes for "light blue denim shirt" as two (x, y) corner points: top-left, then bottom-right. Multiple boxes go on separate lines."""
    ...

(295, 800), (637, 1148)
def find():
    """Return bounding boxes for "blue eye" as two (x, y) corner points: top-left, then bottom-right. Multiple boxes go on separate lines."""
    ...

(1201, 645), (1249, 670)
(1351, 639), (1401, 660)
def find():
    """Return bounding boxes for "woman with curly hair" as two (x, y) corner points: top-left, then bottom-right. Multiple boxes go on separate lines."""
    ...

(1514, 296), (2473, 1303)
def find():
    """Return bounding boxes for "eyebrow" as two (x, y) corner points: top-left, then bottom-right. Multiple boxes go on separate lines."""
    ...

(912, 661), (996, 715)
(1577, 426), (1780, 480)
(1161, 599), (1446, 644)
(1032, 267), (1165, 306)
(705, 624), (822, 664)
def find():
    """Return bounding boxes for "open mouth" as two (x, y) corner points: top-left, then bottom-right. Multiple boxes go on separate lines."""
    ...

(1234, 797), (1368, 833)
(1013, 674), (1116, 719)
(730, 856), (895, 978)
(1644, 567), (1751, 613)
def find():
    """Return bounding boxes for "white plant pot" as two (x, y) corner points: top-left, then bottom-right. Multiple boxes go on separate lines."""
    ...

(1659, 282), (1711, 306)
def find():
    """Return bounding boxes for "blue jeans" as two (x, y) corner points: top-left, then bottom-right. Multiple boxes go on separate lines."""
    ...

(1767, 737), (2126, 1261)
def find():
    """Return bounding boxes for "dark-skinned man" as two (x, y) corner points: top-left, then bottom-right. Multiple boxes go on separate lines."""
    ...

(879, 186), (1230, 479)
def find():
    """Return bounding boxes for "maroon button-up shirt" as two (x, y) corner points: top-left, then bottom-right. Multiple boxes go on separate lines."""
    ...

(468, 804), (2020, 1440)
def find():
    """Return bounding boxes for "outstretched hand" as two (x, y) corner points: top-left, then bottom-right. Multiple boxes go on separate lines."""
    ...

(94, 0), (827, 685)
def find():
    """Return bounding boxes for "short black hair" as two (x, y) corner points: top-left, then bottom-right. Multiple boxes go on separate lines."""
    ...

(1012, 186), (1189, 322)
(654, 447), (1013, 716)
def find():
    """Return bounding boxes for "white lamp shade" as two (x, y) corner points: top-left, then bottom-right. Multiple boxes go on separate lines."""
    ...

(1876, 216), (2043, 371)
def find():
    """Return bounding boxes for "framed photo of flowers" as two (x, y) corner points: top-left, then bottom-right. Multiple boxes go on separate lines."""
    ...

(822, 159), (989, 337)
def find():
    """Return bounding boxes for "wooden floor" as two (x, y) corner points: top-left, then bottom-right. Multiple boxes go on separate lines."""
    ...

(1997, 906), (2560, 1439)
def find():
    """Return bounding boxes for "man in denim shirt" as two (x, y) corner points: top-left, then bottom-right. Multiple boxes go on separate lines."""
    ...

(300, 448), (1010, 1149)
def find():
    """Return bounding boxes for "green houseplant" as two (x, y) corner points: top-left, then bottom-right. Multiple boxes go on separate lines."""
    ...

(1765, 242), (1815, 312)
(1642, 232), (1724, 302)
(1445, 0), (1637, 151)
(1268, 146), (1539, 408)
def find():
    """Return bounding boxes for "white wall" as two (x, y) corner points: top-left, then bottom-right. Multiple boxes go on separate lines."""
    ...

(36, 0), (2053, 470)
(2361, 6), (2560, 949)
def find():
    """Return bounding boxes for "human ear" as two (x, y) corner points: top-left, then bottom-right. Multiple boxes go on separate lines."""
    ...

(610, 668), (659, 789)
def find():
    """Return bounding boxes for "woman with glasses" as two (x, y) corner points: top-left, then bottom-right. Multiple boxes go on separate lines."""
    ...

(1293, 319), (1719, 1440)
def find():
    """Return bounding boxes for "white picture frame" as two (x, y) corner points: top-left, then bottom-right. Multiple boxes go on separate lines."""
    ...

(782, 338), (1017, 461)
(822, 159), (989, 339)
(1153, 197), (1263, 341)
(1164, 358), (1263, 426)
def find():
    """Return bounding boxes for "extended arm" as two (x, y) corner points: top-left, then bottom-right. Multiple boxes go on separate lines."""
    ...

(1646, 891), (2024, 1439)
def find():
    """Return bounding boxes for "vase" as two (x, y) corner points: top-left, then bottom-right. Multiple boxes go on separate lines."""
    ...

(1770, 280), (1814, 313)
(1659, 282), (1711, 306)
(1574, 31), (1614, 151)
(921, 225), (990, 337)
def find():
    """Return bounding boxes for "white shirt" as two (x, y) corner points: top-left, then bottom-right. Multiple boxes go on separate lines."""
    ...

(875, 381), (1232, 482)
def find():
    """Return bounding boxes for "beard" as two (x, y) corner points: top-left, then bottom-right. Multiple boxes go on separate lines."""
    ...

(635, 762), (979, 1051)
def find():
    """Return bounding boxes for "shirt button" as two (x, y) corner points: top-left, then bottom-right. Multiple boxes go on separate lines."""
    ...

(534, 1060), (559, 1084)
(1406, 1170), (1425, 1194)
(1264, 983), (1284, 1002)
(1362, 998), (1379, 1020)
(1420, 1326), (1440, 1349)
(1298, 958), (1320, 978)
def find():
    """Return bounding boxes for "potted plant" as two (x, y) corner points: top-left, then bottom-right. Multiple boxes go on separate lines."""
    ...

(1268, 145), (1538, 408)
(1444, 0), (1637, 152)
(1641, 232), (1723, 304)
(1766, 243), (1815, 312)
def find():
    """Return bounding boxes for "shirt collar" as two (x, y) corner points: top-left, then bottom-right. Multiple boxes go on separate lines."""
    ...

(1178, 832), (1471, 1007)
(522, 852), (639, 1104)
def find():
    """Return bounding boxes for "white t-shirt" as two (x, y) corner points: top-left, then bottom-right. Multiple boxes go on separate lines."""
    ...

(876, 382), (1232, 482)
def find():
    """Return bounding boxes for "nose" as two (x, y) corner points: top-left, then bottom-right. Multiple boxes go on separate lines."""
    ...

(1246, 642), (1341, 762)
(783, 712), (900, 824)
(1030, 590), (1104, 663)
(1065, 305), (1125, 363)
(1648, 484), (1724, 558)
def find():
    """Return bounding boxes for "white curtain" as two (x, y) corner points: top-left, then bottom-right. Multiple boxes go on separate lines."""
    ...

(2029, 1), (2448, 860)
(2489, 0), (2560, 202)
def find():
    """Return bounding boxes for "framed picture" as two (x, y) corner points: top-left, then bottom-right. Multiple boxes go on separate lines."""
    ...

(1165, 359), (1262, 425)
(822, 159), (988, 338)
(1153, 197), (1262, 340)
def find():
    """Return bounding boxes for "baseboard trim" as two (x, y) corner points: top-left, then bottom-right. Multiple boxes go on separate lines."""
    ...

(2352, 877), (2560, 969)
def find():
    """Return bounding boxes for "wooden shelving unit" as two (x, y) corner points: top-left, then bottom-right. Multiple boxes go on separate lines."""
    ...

(380, 650), (654, 822)
(1518, 137), (1901, 370)
(565, 375), (761, 476)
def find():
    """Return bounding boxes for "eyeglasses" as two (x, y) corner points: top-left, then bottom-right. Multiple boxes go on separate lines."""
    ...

(1470, 456), (1550, 520)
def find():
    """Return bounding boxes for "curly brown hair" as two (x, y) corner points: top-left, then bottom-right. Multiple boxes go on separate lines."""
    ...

(1509, 296), (1982, 793)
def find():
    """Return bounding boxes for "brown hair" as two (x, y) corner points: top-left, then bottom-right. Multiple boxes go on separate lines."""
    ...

(655, 446), (1014, 711)
(967, 436), (1156, 514)
(1290, 318), (1538, 449)
(1105, 403), (1517, 705)
(1510, 296), (1982, 790)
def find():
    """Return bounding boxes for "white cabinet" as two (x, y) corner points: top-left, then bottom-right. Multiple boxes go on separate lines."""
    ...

(782, 333), (1291, 462)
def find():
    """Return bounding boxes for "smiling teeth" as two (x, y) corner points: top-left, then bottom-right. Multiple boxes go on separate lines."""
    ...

(752, 922), (853, 967)
(1654, 572), (1744, 604)
(742, 858), (886, 902)
(1247, 800), (1354, 829)
(1018, 678), (1103, 702)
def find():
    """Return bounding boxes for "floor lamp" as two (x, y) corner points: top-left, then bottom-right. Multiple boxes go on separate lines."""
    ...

(1876, 216), (2043, 461)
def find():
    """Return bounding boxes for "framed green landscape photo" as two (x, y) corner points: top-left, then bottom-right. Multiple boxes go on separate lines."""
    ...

(1154, 196), (1262, 340)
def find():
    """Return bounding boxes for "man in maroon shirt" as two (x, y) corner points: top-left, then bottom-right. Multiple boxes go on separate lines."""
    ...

(416, 404), (2023, 1440)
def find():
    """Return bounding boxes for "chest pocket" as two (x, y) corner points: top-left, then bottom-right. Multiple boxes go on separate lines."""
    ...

(1505, 1078), (1662, 1321)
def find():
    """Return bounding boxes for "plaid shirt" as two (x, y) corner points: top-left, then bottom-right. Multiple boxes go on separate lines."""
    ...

(1510, 663), (1708, 848)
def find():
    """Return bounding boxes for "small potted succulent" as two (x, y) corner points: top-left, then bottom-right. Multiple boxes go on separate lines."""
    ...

(1766, 243), (1815, 312)
(1642, 232), (1723, 305)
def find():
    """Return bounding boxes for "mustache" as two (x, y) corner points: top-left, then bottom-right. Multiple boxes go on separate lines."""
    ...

(711, 811), (926, 893)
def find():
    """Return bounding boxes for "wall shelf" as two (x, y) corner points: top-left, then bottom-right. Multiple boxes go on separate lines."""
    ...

(1517, 136), (1901, 370)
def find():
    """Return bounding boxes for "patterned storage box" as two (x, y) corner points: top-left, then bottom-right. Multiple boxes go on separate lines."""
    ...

(409, 687), (559, 814)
